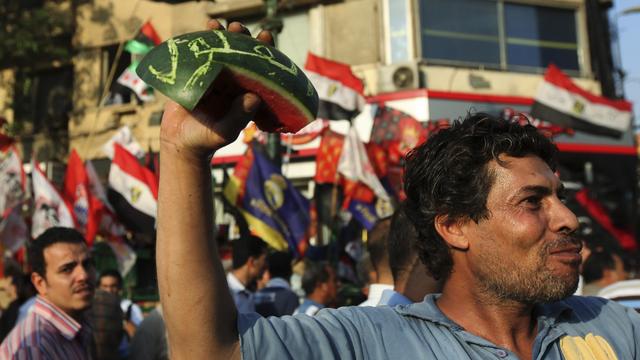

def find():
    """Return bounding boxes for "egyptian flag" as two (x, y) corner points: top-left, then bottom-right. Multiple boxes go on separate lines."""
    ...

(531, 64), (633, 138)
(304, 52), (365, 121)
(31, 160), (75, 238)
(86, 160), (127, 240)
(108, 144), (158, 235)
(63, 149), (99, 245)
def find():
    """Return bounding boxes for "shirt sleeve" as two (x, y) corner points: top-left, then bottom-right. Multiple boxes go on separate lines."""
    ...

(130, 304), (144, 326)
(238, 306), (396, 360)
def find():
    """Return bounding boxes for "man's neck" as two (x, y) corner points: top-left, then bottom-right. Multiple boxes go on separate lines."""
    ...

(437, 279), (538, 360)
(375, 269), (394, 286)
(308, 291), (326, 306)
(231, 268), (250, 288)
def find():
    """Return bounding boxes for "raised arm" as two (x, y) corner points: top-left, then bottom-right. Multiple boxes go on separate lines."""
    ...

(156, 21), (272, 360)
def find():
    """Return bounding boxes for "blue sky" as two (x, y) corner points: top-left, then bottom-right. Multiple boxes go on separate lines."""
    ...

(612, 0), (640, 130)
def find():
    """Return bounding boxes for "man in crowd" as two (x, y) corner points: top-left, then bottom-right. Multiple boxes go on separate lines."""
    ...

(227, 234), (268, 313)
(156, 21), (640, 359)
(98, 269), (144, 335)
(91, 289), (123, 360)
(358, 218), (394, 306)
(581, 249), (627, 296)
(293, 261), (338, 316)
(1, 227), (95, 358)
(254, 251), (299, 317)
(98, 269), (144, 357)
(378, 204), (441, 306)
(129, 305), (168, 360)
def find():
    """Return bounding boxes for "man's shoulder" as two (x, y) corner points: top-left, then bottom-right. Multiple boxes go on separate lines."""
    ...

(1, 311), (57, 356)
(555, 295), (630, 316)
(549, 295), (640, 330)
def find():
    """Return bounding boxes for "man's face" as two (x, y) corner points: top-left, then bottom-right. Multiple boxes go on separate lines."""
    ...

(322, 266), (339, 304)
(32, 242), (95, 319)
(608, 254), (627, 284)
(465, 155), (580, 304)
(98, 275), (120, 295)
(248, 253), (267, 283)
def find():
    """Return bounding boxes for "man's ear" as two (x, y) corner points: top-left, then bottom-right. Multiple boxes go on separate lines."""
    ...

(434, 214), (469, 250)
(246, 256), (256, 269)
(31, 272), (47, 296)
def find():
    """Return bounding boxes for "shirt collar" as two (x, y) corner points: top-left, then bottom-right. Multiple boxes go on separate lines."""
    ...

(396, 294), (575, 329)
(265, 277), (290, 289)
(227, 272), (246, 293)
(379, 289), (412, 306)
(367, 283), (394, 302)
(534, 298), (574, 328)
(33, 296), (84, 341)
(302, 298), (324, 309)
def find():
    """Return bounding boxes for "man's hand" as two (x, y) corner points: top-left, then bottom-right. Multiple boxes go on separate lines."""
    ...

(157, 21), (274, 360)
(159, 20), (274, 160)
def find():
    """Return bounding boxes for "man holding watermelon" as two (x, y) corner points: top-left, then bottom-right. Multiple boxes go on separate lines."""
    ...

(156, 21), (640, 360)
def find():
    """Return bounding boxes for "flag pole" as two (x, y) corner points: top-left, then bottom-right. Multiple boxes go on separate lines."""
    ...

(262, 0), (284, 167)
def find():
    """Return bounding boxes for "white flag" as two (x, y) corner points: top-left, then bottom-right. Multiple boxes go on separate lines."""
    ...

(0, 146), (26, 218)
(86, 160), (114, 212)
(117, 67), (154, 102)
(107, 239), (137, 276)
(0, 205), (28, 254)
(338, 127), (389, 200)
(31, 160), (75, 238)
(102, 126), (145, 159)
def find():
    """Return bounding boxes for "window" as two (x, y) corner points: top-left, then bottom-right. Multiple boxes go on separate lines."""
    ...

(420, 0), (500, 67)
(101, 44), (133, 106)
(504, 3), (578, 71)
(384, 0), (413, 63)
(235, 11), (310, 68)
(418, 0), (580, 73)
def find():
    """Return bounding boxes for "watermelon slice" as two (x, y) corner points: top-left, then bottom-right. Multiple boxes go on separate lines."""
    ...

(136, 30), (319, 133)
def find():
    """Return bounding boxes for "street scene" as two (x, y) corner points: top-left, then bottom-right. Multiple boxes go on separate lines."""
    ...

(0, 0), (639, 359)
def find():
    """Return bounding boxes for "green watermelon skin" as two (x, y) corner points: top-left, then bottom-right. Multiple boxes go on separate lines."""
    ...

(136, 30), (319, 133)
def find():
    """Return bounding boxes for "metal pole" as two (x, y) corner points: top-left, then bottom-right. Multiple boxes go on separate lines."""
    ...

(262, 0), (284, 166)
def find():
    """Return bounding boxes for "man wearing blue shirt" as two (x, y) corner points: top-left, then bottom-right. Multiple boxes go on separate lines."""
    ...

(156, 21), (640, 360)
(293, 261), (337, 316)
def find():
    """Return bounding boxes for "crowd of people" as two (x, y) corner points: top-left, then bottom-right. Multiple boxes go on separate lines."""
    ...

(0, 20), (638, 359)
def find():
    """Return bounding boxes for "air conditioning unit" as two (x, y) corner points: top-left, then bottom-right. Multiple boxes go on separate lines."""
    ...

(377, 63), (421, 94)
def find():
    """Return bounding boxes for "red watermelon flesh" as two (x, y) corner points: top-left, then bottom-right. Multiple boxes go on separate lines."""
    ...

(200, 66), (311, 133)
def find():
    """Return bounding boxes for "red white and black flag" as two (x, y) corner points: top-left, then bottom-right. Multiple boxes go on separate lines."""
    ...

(304, 52), (365, 121)
(108, 144), (158, 235)
(531, 64), (633, 138)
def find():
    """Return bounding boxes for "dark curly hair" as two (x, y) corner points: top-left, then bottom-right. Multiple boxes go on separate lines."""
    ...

(403, 113), (558, 280)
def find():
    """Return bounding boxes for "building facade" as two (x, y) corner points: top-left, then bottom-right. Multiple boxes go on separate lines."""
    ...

(0, 0), (635, 250)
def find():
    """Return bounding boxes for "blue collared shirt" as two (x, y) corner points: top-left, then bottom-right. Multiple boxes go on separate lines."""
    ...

(239, 294), (640, 359)
(293, 298), (324, 316)
(227, 272), (255, 314)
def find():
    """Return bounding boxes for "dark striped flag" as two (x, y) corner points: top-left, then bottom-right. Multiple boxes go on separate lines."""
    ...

(531, 64), (632, 138)
(304, 52), (365, 121)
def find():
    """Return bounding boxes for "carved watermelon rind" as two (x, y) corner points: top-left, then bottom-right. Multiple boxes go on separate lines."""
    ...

(136, 30), (318, 133)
